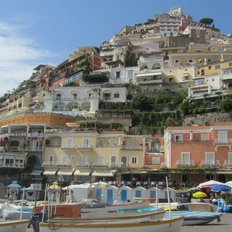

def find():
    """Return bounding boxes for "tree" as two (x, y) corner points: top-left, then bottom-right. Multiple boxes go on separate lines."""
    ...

(220, 97), (232, 112)
(131, 94), (153, 111)
(199, 18), (214, 26)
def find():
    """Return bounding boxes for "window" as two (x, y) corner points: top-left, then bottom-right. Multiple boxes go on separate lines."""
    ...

(82, 156), (89, 165)
(205, 152), (215, 165)
(98, 156), (104, 165)
(228, 152), (232, 165)
(218, 131), (228, 143)
(174, 134), (183, 142)
(215, 64), (221, 70)
(152, 157), (160, 165)
(115, 71), (121, 78)
(114, 93), (120, 98)
(109, 138), (117, 147)
(181, 152), (190, 165)
(131, 156), (137, 164)
(111, 156), (116, 167)
(56, 93), (61, 100)
(127, 70), (133, 77)
(49, 155), (54, 165)
(66, 138), (73, 148)
(73, 93), (77, 100)
(121, 156), (127, 166)
(62, 155), (68, 165)
(201, 133), (209, 141)
(83, 138), (90, 148)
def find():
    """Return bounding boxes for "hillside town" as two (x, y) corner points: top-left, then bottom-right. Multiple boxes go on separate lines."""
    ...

(1, 7), (232, 197)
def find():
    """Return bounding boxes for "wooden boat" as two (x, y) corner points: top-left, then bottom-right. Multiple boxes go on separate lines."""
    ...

(50, 209), (165, 222)
(166, 202), (223, 225)
(164, 210), (222, 225)
(0, 219), (29, 232)
(39, 215), (184, 232)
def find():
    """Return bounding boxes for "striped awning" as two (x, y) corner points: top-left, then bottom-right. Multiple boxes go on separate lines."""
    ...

(92, 169), (115, 177)
(43, 170), (58, 175)
(74, 168), (91, 176)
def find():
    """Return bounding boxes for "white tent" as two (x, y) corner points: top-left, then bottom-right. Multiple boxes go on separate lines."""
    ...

(197, 180), (223, 188)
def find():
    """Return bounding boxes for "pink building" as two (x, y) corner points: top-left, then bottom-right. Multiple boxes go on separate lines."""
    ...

(164, 122), (232, 186)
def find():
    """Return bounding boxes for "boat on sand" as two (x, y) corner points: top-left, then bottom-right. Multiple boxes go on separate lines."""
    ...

(39, 215), (184, 232)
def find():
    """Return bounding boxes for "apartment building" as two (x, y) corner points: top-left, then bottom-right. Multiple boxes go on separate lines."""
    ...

(0, 113), (75, 186)
(164, 123), (232, 186)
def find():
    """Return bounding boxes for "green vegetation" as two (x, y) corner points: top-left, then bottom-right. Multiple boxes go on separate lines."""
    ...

(199, 18), (214, 26)
(82, 73), (109, 83)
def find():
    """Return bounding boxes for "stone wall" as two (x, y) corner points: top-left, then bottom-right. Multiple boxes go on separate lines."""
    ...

(184, 112), (232, 126)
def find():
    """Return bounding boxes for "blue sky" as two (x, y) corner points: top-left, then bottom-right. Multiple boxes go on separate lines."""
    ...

(0, 0), (232, 96)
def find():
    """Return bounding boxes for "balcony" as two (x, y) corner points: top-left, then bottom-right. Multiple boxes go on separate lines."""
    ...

(223, 160), (232, 168)
(43, 161), (57, 167)
(0, 163), (24, 168)
(120, 145), (143, 150)
(176, 160), (196, 167)
(200, 160), (221, 168)
(214, 138), (232, 145)
(76, 145), (93, 151)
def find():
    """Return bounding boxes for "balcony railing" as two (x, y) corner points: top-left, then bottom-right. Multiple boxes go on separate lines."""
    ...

(223, 160), (232, 168)
(176, 160), (196, 167)
(200, 160), (221, 168)
(0, 163), (24, 168)
(214, 138), (232, 145)
(120, 145), (143, 150)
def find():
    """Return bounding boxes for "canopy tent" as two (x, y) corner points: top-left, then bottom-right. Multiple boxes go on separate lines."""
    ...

(197, 180), (223, 189)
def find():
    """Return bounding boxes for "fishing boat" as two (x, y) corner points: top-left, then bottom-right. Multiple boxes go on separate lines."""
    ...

(0, 219), (29, 232)
(0, 202), (33, 220)
(164, 210), (222, 225)
(172, 202), (223, 225)
(39, 215), (184, 232)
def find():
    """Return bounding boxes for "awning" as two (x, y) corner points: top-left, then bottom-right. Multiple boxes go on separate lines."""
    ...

(92, 169), (115, 177)
(31, 170), (42, 176)
(57, 169), (74, 176)
(43, 170), (57, 175)
(74, 168), (91, 176)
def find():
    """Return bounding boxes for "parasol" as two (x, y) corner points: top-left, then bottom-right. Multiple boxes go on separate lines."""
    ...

(211, 184), (231, 192)
(192, 191), (207, 198)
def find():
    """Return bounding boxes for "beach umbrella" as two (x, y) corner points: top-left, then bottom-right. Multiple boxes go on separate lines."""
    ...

(7, 181), (22, 189)
(48, 181), (61, 190)
(225, 181), (232, 187)
(197, 180), (223, 189)
(211, 184), (231, 192)
(192, 191), (207, 198)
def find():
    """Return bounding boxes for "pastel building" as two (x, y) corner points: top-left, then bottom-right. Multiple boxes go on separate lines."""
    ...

(164, 122), (232, 186)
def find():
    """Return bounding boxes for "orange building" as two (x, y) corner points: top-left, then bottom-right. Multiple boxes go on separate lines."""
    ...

(164, 122), (232, 186)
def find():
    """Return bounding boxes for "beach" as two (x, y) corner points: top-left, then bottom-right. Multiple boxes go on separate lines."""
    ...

(180, 212), (232, 232)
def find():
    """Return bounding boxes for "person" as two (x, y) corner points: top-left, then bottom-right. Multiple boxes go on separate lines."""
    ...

(217, 197), (225, 212)
(209, 192), (215, 203)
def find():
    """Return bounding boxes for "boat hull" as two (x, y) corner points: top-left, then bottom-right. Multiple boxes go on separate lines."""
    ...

(40, 216), (183, 232)
(0, 220), (29, 232)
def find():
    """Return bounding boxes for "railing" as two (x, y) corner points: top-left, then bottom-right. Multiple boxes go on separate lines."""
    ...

(200, 160), (221, 168)
(214, 138), (232, 145)
(176, 160), (196, 167)
(0, 163), (24, 168)
(120, 145), (143, 150)
(223, 160), (232, 168)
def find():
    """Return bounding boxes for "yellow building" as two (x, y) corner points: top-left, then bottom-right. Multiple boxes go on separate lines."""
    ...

(43, 129), (146, 183)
